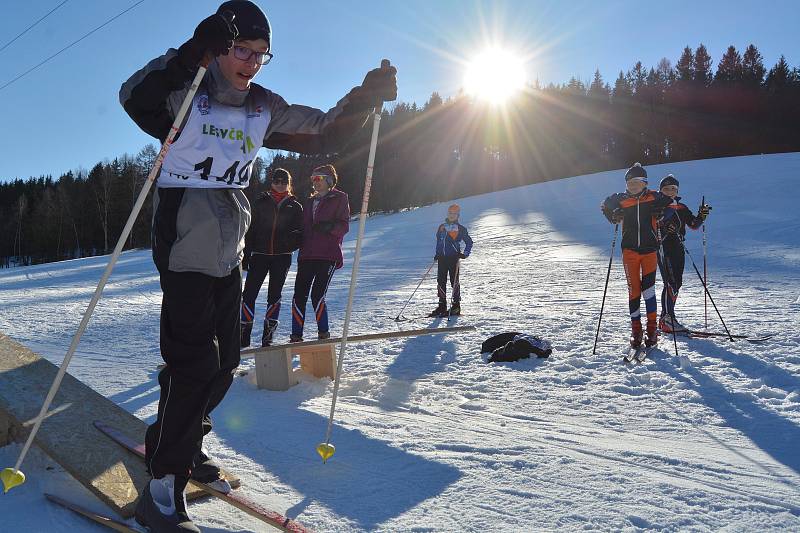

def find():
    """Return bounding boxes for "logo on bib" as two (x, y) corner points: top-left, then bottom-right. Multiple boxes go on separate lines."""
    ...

(197, 95), (210, 115)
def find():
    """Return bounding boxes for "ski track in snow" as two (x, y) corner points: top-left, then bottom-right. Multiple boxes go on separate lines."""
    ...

(2, 153), (800, 531)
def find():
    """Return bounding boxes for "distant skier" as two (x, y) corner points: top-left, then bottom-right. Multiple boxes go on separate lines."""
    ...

(118, 1), (396, 530)
(290, 164), (350, 342)
(240, 168), (303, 348)
(601, 163), (672, 349)
(656, 174), (711, 333)
(430, 204), (473, 317)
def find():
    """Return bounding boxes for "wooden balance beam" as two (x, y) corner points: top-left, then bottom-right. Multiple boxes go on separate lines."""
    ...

(241, 325), (475, 391)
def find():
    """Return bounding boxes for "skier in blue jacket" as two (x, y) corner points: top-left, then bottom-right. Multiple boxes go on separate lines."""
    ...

(430, 204), (473, 317)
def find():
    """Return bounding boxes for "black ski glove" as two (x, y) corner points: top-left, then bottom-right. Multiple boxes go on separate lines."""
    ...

(458, 253), (467, 259)
(698, 204), (711, 219)
(434, 255), (441, 261)
(357, 59), (398, 107)
(179, 12), (239, 68)
(314, 221), (335, 234)
(241, 251), (250, 271)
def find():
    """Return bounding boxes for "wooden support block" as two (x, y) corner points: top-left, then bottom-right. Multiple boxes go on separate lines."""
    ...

(254, 347), (298, 391)
(298, 344), (336, 380)
(0, 333), (237, 518)
(247, 325), (477, 390)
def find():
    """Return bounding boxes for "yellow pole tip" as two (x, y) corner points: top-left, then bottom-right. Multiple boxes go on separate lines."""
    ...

(316, 443), (336, 462)
(1, 468), (26, 493)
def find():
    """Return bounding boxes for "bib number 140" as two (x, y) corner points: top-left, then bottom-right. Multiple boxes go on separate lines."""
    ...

(193, 157), (253, 185)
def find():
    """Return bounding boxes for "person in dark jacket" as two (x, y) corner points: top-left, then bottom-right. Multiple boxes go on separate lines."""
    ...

(656, 174), (711, 333)
(430, 204), (473, 317)
(290, 164), (350, 342)
(240, 168), (303, 347)
(118, 1), (396, 530)
(602, 163), (672, 349)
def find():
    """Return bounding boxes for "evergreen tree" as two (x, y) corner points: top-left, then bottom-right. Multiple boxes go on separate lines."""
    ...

(675, 46), (694, 82)
(694, 44), (713, 85)
(765, 55), (791, 92)
(742, 44), (766, 86)
(714, 45), (743, 85)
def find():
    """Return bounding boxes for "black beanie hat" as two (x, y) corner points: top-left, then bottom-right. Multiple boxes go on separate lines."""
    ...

(217, 1), (271, 47)
(271, 168), (291, 183)
(625, 162), (647, 181)
(659, 174), (679, 189)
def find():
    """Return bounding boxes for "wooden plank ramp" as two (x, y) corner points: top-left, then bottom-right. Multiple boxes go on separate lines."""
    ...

(0, 333), (237, 518)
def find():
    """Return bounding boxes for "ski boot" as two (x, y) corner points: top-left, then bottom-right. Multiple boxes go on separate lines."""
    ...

(449, 303), (461, 316)
(659, 314), (687, 334)
(135, 474), (199, 533)
(240, 321), (253, 348)
(429, 303), (448, 317)
(645, 322), (659, 347)
(289, 333), (303, 343)
(630, 321), (643, 348)
(318, 331), (331, 340)
(191, 449), (231, 493)
(261, 319), (279, 347)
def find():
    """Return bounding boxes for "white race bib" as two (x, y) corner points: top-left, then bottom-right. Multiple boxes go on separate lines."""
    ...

(159, 90), (270, 188)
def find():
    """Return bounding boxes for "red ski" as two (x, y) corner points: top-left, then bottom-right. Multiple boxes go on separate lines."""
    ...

(45, 493), (141, 533)
(93, 421), (313, 533)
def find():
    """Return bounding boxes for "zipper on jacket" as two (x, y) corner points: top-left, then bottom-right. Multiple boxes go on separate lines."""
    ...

(636, 196), (641, 248)
(269, 196), (287, 255)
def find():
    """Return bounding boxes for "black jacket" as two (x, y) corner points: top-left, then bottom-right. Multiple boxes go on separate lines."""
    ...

(602, 189), (673, 253)
(244, 192), (303, 257)
(659, 197), (705, 242)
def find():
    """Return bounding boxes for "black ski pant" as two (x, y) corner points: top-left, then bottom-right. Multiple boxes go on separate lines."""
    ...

(437, 255), (460, 306)
(241, 253), (292, 326)
(291, 259), (336, 337)
(145, 267), (241, 479)
(657, 237), (685, 320)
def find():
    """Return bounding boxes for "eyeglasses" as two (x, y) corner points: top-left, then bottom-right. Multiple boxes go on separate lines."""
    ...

(232, 45), (273, 66)
(271, 179), (288, 185)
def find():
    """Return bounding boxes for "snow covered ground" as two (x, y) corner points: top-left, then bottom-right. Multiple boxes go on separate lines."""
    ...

(1, 152), (799, 532)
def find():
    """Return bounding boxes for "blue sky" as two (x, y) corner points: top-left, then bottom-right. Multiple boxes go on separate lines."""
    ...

(0, 0), (797, 181)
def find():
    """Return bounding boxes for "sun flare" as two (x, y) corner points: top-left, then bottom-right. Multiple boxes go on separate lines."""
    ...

(463, 48), (526, 104)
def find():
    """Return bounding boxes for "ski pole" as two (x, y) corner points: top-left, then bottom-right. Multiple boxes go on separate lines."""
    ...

(682, 241), (734, 341)
(592, 224), (618, 355)
(317, 60), (389, 464)
(702, 195), (708, 330)
(0, 64), (209, 494)
(656, 225), (679, 357)
(394, 260), (435, 321)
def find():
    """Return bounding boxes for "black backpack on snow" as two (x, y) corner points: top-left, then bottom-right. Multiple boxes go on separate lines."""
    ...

(481, 332), (552, 363)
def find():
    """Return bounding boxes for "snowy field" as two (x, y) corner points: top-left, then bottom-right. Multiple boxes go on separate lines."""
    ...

(1, 153), (799, 532)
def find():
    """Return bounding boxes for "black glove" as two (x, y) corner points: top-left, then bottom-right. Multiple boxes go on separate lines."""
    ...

(241, 252), (250, 271)
(434, 255), (441, 261)
(314, 221), (335, 234)
(698, 204), (711, 219)
(610, 208), (624, 224)
(180, 12), (238, 68)
(358, 59), (398, 107)
(458, 253), (467, 259)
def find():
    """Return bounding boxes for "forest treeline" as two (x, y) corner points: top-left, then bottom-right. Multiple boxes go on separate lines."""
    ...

(2, 43), (798, 267)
